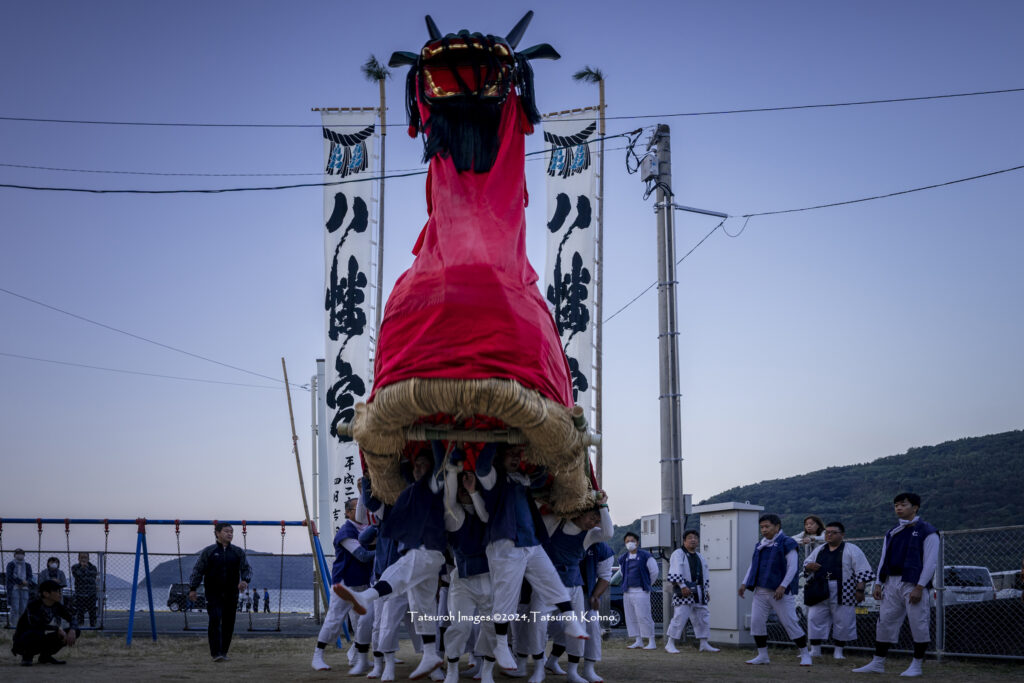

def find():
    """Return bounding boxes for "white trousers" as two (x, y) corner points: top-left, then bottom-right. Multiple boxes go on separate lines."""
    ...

(372, 591), (418, 653)
(583, 609), (602, 661)
(876, 576), (930, 643)
(445, 570), (496, 658)
(807, 581), (856, 642)
(318, 583), (373, 644)
(515, 585), (551, 656)
(437, 584), (449, 643)
(378, 547), (444, 636)
(512, 597), (538, 655)
(548, 585), (587, 657)
(486, 539), (570, 622)
(667, 603), (710, 640)
(624, 588), (655, 639)
(749, 587), (804, 639)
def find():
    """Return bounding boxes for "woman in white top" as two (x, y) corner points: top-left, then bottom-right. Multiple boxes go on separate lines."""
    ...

(793, 516), (825, 559)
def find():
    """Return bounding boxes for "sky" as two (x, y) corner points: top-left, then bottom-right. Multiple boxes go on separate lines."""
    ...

(1, 1), (1022, 555)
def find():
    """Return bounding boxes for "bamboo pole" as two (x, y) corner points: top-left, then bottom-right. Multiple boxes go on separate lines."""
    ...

(336, 422), (602, 448)
(282, 357), (329, 607)
(375, 78), (387, 337)
(595, 76), (605, 487)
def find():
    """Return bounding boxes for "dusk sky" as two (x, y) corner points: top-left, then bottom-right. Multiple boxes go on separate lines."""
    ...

(2, 1), (1022, 554)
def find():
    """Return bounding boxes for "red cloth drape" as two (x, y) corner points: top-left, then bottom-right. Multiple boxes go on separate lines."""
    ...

(371, 90), (572, 407)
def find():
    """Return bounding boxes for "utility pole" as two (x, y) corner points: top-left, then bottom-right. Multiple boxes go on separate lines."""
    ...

(641, 124), (727, 633)
(649, 124), (684, 633)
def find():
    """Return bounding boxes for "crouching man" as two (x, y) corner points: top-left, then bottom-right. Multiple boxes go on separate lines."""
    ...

(12, 579), (80, 666)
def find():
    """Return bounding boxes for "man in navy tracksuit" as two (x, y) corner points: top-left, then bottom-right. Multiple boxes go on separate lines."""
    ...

(311, 495), (375, 672)
(853, 492), (939, 678)
(188, 523), (253, 662)
(335, 443), (447, 680)
(476, 444), (588, 672)
(738, 513), (810, 666)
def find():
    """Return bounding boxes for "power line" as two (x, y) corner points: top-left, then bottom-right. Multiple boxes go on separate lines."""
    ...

(0, 286), (305, 389)
(603, 219), (726, 324)
(0, 162), (325, 177)
(0, 351), (284, 390)
(0, 132), (641, 193)
(0, 142), (638, 179)
(1, 87), (1020, 128)
(742, 164), (1024, 218)
(604, 160), (1024, 323)
(0, 169), (429, 194)
(593, 87), (1024, 122)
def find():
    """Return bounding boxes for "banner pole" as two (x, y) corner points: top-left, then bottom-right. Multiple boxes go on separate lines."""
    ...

(282, 358), (330, 608)
(375, 79), (387, 336)
(595, 75), (606, 486)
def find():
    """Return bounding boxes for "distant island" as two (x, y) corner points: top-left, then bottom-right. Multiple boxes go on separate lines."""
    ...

(138, 551), (312, 589)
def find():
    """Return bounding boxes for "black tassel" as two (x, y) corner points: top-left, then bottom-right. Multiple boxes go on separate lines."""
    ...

(405, 67), (422, 135)
(422, 100), (503, 173)
(516, 55), (541, 126)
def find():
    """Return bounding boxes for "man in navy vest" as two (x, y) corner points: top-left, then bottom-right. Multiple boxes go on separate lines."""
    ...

(360, 470), (420, 679)
(441, 461), (497, 683)
(334, 444), (448, 680)
(738, 513), (811, 666)
(853, 492), (938, 678)
(312, 495), (375, 672)
(476, 443), (589, 672)
(580, 540), (614, 683)
(618, 532), (659, 650)
(536, 491), (612, 683)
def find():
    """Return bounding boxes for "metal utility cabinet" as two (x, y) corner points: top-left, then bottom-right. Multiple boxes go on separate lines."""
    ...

(692, 501), (764, 647)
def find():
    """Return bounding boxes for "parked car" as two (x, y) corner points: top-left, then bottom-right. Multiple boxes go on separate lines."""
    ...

(167, 583), (205, 611)
(941, 565), (995, 603)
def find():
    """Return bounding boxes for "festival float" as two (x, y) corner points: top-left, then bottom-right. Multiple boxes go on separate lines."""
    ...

(338, 12), (600, 516)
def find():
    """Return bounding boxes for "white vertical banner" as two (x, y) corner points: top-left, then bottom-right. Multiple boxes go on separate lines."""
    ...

(321, 109), (378, 536)
(543, 111), (600, 425)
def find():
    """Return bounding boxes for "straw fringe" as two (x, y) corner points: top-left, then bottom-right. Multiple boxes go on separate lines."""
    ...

(351, 377), (593, 514)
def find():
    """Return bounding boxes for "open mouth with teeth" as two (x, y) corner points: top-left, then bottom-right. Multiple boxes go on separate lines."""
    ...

(388, 11), (560, 173)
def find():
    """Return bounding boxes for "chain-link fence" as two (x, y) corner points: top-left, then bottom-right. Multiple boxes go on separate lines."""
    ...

(1, 518), (329, 636)
(765, 525), (1024, 660)
(3, 547), (321, 634)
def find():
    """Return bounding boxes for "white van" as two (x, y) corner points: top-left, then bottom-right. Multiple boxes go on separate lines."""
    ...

(941, 565), (995, 603)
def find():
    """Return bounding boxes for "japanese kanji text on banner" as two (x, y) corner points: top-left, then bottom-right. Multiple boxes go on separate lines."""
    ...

(542, 111), (600, 426)
(321, 109), (378, 536)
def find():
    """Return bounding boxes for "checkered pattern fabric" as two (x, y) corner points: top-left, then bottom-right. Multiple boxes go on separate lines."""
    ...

(840, 569), (875, 606)
(667, 571), (710, 606)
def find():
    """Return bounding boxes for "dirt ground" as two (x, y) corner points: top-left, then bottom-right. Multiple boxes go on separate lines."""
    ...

(1, 631), (1021, 682)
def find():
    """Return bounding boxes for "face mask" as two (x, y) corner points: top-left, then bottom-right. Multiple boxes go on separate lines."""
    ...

(15, 555), (25, 562)
(625, 541), (637, 552)
(49, 563), (59, 569)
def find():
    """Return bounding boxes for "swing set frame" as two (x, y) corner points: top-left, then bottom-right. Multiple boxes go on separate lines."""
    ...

(0, 517), (332, 646)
